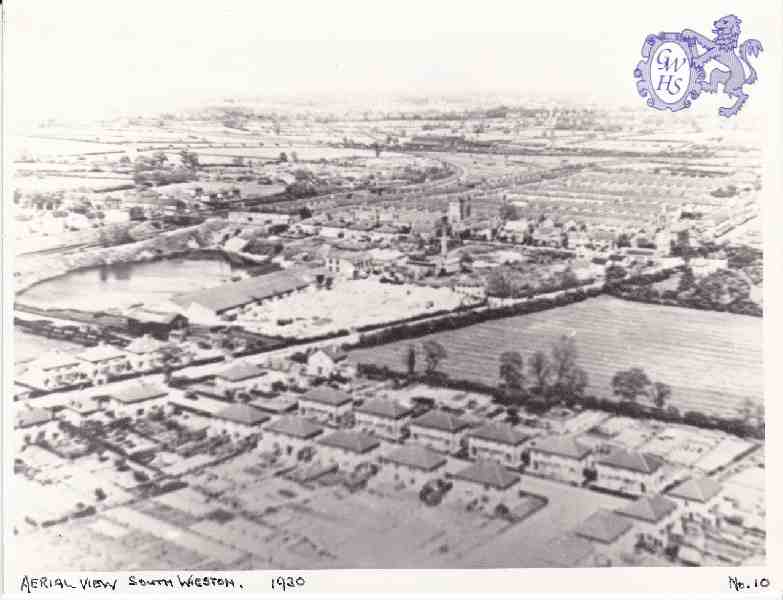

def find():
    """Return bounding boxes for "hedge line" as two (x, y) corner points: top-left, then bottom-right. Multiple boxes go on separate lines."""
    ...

(356, 363), (764, 441)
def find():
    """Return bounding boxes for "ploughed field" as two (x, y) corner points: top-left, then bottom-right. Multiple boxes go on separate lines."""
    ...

(349, 296), (763, 419)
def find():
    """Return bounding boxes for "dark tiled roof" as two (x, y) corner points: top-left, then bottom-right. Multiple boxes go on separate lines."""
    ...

(453, 460), (520, 490)
(615, 495), (678, 524)
(356, 398), (412, 420)
(597, 449), (664, 474)
(574, 509), (634, 544)
(530, 436), (591, 460)
(265, 416), (323, 439)
(302, 387), (352, 407)
(410, 410), (470, 433)
(384, 444), (447, 471)
(667, 477), (723, 503)
(317, 430), (380, 454)
(215, 403), (270, 426)
(468, 422), (528, 446)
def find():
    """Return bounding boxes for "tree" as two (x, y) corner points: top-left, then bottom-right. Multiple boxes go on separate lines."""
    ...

(528, 350), (551, 393)
(499, 204), (521, 221)
(611, 368), (652, 403)
(405, 344), (417, 376)
(678, 267), (696, 292)
(179, 149), (200, 170)
(499, 351), (524, 390)
(649, 381), (672, 410)
(232, 156), (245, 167)
(278, 152), (288, 163)
(290, 151), (299, 162)
(422, 340), (447, 374)
(550, 335), (578, 392)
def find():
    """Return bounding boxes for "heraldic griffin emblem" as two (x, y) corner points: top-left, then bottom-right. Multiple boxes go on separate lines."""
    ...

(635, 15), (763, 117)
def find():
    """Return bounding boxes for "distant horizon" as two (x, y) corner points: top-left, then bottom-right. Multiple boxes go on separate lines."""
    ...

(7, 0), (777, 124)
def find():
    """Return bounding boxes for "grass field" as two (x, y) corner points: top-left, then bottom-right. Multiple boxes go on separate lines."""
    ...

(349, 296), (763, 419)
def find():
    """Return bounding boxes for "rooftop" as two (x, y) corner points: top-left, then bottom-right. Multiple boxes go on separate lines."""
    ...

(106, 382), (168, 405)
(302, 387), (352, 407)
(16, 408), (53, 428)
(318, 430), (381, 454)
(265, 416), (323, 439)
(172, 270), (309, 313)
(614, 495), (678, 524)
(355, 397), (412, 420)
(384, 444), (447, 472)
(215, 361), (266, 382)
(574, 509), (634, 544)
(126, 307), (185, 325)
(596, 448), (665, 474)
(468, 422), (528, 446)
(667, 477), (723, 504)
(215, 403), (270, 426)
(410, 410), (471, 433)
(125, 335), (168, 355)
(533, 534), (596, 567)
(530, 436), (591, 460)
(77, 344), (127, 363)
(453, 460), (520, 490)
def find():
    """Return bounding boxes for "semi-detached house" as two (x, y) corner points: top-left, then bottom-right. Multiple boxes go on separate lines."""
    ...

(408, 410), (471, 455)
(354, 397), (412, 441)
(595, 448), (667, 497)
(377, 444), (447, 489)
(298, 387), (353, 427)
(528, 436), (591, 485)
(466, 422), (529, 468)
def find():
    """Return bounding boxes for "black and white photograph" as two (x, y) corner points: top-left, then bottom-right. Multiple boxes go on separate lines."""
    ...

(3, 0), (780, 592)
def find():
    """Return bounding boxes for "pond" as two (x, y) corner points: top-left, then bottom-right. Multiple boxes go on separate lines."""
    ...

(18, 256), (261, 313)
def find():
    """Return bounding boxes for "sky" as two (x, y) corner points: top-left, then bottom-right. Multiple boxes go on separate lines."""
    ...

(5, 0), (781, 122)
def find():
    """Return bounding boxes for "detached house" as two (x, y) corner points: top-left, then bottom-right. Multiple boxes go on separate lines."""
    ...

(298, 387), (353, 427)
(466, 422), (529, 468)
(378, 444), (447, 489)
(528, 436), (591, 485)
(58, 398), (106, 428)
(408, 410), (471, 454)
(595, 449), (667, 496)
(317, 430), (381, 471)
(666, 477), (723, 528)
(354, 398), (412, 441)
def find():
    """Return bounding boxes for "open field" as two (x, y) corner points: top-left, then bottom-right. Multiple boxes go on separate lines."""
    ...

(349, 296), (763, 419)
